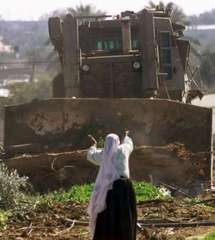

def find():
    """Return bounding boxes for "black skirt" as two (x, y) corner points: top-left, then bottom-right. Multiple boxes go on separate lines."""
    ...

(93, 178), (137, 240)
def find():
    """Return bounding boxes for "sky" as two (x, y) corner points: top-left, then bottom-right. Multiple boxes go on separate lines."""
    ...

(1, 0), (215, 20)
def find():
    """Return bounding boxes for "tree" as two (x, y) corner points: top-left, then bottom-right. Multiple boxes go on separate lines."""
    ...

(67, 4), (106, 17)
(146, 1), (187, 24)
(41, 4), (106, 20)
(199, 51), (215, 88)
(6, 73), (52, 105)
(188, 9), (215, 26)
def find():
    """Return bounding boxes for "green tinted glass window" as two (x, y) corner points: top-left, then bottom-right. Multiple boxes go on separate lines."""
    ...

(95, 39), (122, 51)
(96, 41), (103, 50)
(161, 49), (171, 64)
(160, 31), (172, 80)
(108, 40), (114, 50)
(132, 40), (139, 49)
(103, 41), (108, 50)
(160, 32), (171, 48)
(115, 40), (122, 49)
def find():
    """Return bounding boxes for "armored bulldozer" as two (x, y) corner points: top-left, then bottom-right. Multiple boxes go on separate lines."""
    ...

(49, 9), (191, 100)
(3, 9), (213, 193)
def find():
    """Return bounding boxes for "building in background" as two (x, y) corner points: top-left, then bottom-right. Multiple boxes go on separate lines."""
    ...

(0, 37), (14, 54)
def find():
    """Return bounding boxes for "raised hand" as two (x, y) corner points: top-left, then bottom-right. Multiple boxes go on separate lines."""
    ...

(88, 134), (97, 146)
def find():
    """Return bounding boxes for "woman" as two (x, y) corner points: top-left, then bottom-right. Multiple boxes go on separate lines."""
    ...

(87, 131), (137, 240)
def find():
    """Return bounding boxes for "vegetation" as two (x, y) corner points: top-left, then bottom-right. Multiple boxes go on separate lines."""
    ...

(43, 184), (94, 204)
(6, 73), (53, 104)
(0, 162), (37, 228)
(0, 180), (167, 227)
(203, 232), (215, 240)
(146, 1), (187, 24)
(199, 51), (215, 88)
(68, 4), (106, 17)
(39, 181), (167, 206)
(40, 3), (106, 20)
(191, 231), (215, 240)
(0, 211), (10, 229)
(0, 72), (53, 130)
(0, 21), (49, 58)
(188, 9), (215, 25)
(134, 182), (166, 202)
(0, 162), (31, 211)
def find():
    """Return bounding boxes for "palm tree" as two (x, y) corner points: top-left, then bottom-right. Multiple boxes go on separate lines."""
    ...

(146, 1), (187, 24)
(68, 4), (106, 17)
(147, 1), (165, 10)
(40, 4), (106, 20)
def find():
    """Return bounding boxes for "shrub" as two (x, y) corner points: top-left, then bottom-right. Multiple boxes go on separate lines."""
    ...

(0, 162), (31, 210)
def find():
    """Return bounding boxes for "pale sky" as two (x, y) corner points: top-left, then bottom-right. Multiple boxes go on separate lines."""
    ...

(1, 0), (215, 20)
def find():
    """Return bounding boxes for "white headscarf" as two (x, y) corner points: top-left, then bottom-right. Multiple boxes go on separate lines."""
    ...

(87, 133), (121, 237)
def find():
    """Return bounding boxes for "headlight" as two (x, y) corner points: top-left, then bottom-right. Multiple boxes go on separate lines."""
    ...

(132, 61), (141, 70)
(82, 64), (90, 72)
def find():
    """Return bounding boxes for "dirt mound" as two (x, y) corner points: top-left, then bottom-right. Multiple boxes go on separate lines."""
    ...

(1, 198), (215, 239)
(138, 198), (215, 221)
(4, 143), (210, 194)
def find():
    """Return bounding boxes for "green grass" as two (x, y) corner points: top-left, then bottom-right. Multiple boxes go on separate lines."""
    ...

(203, 232), (215, 240)
(134, 182), (165, 202)
(190, 231), (215, 240)
(0, 211), (11, 229)
(45, 184), (94, 203)
(40, 181), (167, 205)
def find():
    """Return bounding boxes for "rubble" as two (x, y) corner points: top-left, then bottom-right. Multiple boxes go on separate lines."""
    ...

(1, 198), (215, 239)
(4, 143), (210, 194)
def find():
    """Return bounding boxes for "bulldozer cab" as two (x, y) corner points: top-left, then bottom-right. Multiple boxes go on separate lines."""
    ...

(49, 9), (190, 100)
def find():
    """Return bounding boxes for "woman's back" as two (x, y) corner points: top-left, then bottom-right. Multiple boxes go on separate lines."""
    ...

(87, 136), (133, 178)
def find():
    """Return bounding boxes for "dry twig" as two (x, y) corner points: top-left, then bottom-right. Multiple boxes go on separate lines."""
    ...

(53, 220), (75, 236)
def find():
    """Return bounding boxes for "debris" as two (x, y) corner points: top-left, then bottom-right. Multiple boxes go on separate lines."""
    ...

(137, 220), (215, 228)
(4, 143), (210, 194)
(1, 198), (215, 239)
(53, 220), (75, 236)
(158, 181), (192, 198)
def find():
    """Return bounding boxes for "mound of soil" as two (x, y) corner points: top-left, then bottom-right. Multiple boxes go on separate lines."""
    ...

(4, 143), (210, 194)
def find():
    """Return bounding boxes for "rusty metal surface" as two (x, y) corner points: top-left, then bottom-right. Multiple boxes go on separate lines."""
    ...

(4, 98), (212, 151)
(80, 56), (142, 97)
